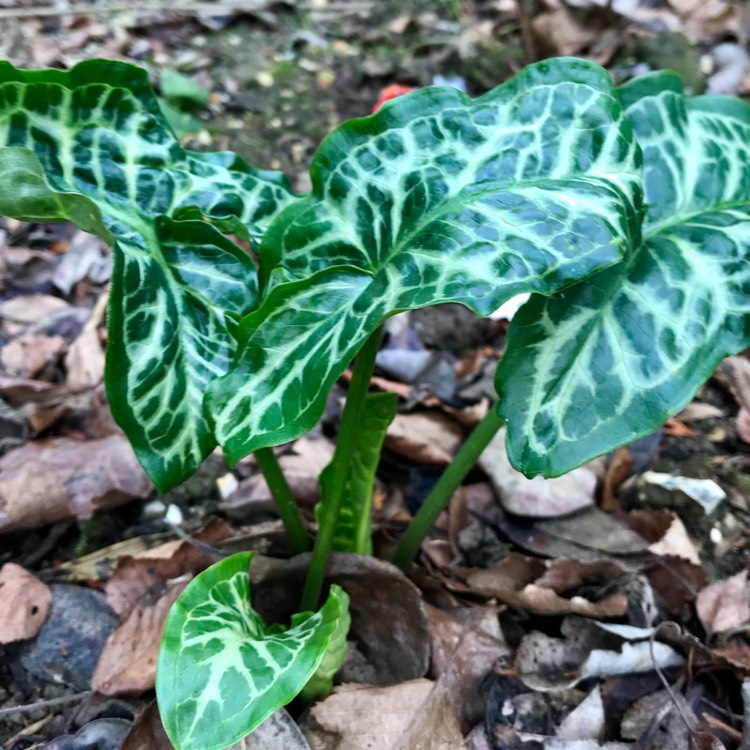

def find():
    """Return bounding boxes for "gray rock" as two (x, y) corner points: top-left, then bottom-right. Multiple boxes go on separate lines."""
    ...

(11, 584), (119, 691)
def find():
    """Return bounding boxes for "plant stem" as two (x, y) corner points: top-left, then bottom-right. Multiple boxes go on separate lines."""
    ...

(391, 407), (504, 570)
(300, 326), (384, 611)
(255, 446), (310, 554)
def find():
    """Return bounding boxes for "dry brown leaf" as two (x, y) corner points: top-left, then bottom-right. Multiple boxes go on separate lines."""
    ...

(105, 518), (232, 618)
(465, 553), (629, 618)
(92, 579), (187, 695)
(384, 411), (464, 465)
(736, 407), (750, 445)
(303, 679), (438, 750)
(645, 555), (705, 618)
(0, 435), (153, 532)
(602, 446), (633, 511)
(1, 332), (67, 378)
(0, 562), (52, 643)
(426, 605), (509, 732)
(532, 10), (598, 56)
(391, 682), (467, 750)
(66, 327), (105, 391)
(0, 293), (69, 325)
(696, 569), (750, 634)
(121, 701), (171, 750)
(667, 0), (744, 41)
(621, 687), (693, 747)
(663, 417), (697, 438)
(252, 553), (429, 685)
(478, 430), (596, 518)
(720, 356), (750, 411)
(713, 638), (750, 672)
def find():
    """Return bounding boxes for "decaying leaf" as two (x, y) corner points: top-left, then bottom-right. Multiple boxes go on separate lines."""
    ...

(464, 554), (629, 618)
(0, 562), (51, 643)
(516, 617), (684, 691)
(384, 411), (465, 465)
(478, 430), (596, 518)
(556, 685), (605, 740)
(121, 701), (171, 750)
(66, 327), (106, 392)
(426, 605), (510, 730)
(302, 679), (445, 750)
(92, 579), (188, 696)
(252, 553), (430, 686)
(696, 569), (750, 635)
(104, 518), (233, 618)
(1, 332), (67, 378)
(0, 435), (153, 532)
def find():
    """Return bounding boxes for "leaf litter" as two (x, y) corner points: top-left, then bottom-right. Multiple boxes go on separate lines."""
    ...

(2, 0), (750, 748)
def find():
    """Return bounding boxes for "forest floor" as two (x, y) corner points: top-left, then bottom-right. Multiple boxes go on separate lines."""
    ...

(2, 0), (750, 748)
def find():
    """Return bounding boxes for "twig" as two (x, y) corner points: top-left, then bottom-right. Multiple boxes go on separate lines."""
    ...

(165, 520), (229, 559)
(0, 691), (91, 718)
(0, 1), (371, 20)
(649, 622), (695, 737)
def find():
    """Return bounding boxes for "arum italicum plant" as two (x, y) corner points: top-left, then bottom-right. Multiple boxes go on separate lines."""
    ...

(1, 52), (749, 747)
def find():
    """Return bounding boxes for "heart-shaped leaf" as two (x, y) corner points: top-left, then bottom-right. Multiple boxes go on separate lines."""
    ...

(157, 552), (349, 750)
(496, 72), (750, 476)
(0, 61), (297, 490)
(207, 58), (642, 461)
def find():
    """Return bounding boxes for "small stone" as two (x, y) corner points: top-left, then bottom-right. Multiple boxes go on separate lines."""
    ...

(256, 71), (274, 88)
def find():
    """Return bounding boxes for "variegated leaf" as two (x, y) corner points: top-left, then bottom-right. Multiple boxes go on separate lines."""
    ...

(0, 60), (297, 491)
(157, 552), (349, 750)
(497, 72), (750, 476)
(319, 391), (398, 554)
(207, 58), (643, 462)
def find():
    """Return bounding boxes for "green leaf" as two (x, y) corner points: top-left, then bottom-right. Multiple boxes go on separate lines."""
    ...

(318, 391), (398, 554)
(157, 552), (349, 750)
(298, 587), (351, 701)
(0, 60), (297, 491)
(496, 71), (750, 476)
(207, 58), (643, 461)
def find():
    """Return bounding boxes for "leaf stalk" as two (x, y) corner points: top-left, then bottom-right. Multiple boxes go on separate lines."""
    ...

(300, 325), (384, 611)
(391, 406), (504, 570)
(255, 446), (310, 554)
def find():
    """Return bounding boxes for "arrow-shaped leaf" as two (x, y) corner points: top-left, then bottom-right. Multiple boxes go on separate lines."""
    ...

(0, 60), (297, 490)
(157, 552), (349, 750)
(496, 72), (750, 476)
(207, 58), (643, 461)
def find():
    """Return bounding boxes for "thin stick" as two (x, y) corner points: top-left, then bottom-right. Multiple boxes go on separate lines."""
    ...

(164, 520), (229, 559)
(0, 691), (91, 718)
(649, 622), (695, 736)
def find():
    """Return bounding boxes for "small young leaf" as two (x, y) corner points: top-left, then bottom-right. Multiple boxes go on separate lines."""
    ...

(207, 58), (643, 461)
(496, 72), (750, 476)
(0, 60), (297, 491)
(157, 552), (349, 750)
(318, 391), (398, 554)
